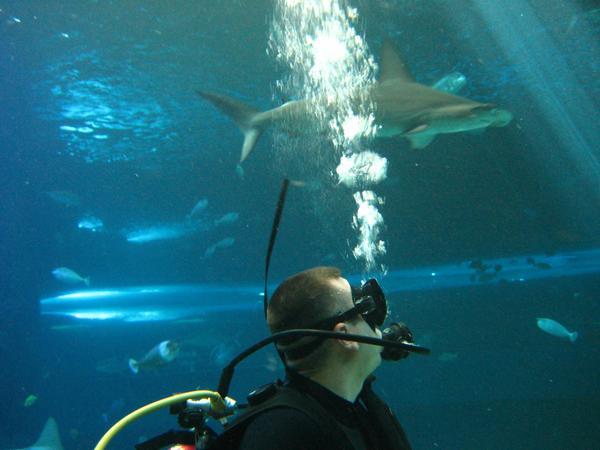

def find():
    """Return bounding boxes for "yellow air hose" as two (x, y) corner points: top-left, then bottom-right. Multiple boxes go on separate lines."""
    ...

(95, 390), (226, 450)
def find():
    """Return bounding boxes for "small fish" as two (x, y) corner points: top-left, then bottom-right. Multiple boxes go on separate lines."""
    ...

(24, 393), (38, 407)
(214, 212), (239, 226)
(526, 257), (552, 270)
(52, 267), (90, 286)
(46, 190), (81, 207)
(289, 179), (323, 191)
(187, 198), (208, 219)
(77, 216), (104, 232)
(536, 318), (578, 342)
(128, 340), (179, 374)
(432, 72), (467, 94)
(203, 244), (216, 258)
(209, 339), (240, 367)
(264, 353), (280, 372)
(215, 237), (235, 248)
(101, 398), (125, 424)
(203, 237), (235, 258)
(468, 259), (485, 271)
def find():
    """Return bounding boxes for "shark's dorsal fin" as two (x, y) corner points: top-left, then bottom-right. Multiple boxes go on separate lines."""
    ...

(380, 39), (415, 83)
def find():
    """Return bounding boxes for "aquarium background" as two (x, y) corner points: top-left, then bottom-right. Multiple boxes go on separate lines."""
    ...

(0, 1), (598, 449)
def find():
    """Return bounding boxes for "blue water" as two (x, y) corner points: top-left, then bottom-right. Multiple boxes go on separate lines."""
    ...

(1, 1), (599, 449)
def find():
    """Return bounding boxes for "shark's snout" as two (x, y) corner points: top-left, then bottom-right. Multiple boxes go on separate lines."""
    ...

(489, 108), (513, 127)
(469, 104), (513, 127)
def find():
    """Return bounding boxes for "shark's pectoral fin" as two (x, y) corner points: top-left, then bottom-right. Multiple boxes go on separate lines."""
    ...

(406, 124), (429, 134)
(407, 133), (436, 149)
(404, 124), (435, 148)
(241, 128), (263, 163)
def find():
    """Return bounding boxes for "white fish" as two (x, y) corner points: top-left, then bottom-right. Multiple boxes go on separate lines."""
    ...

(52, 267), (90, 286)
(289, 179), (323, 191)
(46, 190), (80, 207)
(432, 72), (467, 94)
(8, 417), (64, 450)
(215, 237), (235, 249)
(77, 216), (104, 232)
(536, 318), (578, 342)
(187, 198), (208, 219)
(128, 340), (179, 374)
(214, 212), (239, 226)
(203, 237), (235, 258)
(209, 338), (240, 367)
(203, 245), (216, 258)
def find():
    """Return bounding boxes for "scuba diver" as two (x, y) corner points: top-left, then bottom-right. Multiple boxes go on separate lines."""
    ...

(228, 266), (414, 450)
(95, 180), (428, 450)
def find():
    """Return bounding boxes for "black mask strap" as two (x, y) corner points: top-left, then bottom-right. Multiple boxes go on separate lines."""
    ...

(264, 179), (290, 319)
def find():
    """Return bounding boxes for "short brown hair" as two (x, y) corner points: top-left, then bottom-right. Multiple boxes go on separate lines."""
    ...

(267, 267), (347, 371)
(267, 266), (344, 332)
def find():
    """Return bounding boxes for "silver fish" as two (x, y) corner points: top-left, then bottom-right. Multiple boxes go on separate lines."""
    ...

(77, 216), (104, 232)
(215, 237), (235, 248)
(203, 237), (235, 258)
(536, 318), (578, 342)
(432, 72), (467, 94)
(187, 198), (208, 219)
(214, 212), (239, 226)
(52, 267), (90, 286)
(128, 340), (180, 374)
(46, 190), (80, 207)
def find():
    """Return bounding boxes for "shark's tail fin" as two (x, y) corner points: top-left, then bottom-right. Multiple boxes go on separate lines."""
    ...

(198, 91), (264, 163)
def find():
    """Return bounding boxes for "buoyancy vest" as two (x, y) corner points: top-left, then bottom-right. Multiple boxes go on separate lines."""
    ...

(210, 375), (412, 450)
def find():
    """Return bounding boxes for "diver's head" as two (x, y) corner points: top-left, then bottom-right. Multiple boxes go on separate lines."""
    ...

(267, 266), (383, 379)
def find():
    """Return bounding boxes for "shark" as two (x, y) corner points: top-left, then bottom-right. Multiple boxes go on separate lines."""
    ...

(7, 417), (64, 450)
(198, 40), (513, 162)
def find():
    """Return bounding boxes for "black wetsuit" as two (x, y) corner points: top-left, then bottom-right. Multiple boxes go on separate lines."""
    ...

(236, 370), (412, 450)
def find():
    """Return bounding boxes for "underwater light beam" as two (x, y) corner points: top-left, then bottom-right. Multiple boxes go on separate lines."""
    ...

(40, 249), (600, 324)
(471, 1), (600, 204)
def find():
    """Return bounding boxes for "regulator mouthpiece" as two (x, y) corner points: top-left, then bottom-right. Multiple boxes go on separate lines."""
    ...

(381, 322), (414, 361)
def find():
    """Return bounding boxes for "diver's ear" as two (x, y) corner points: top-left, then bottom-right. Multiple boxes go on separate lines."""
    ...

(333, 322), (360, 351)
